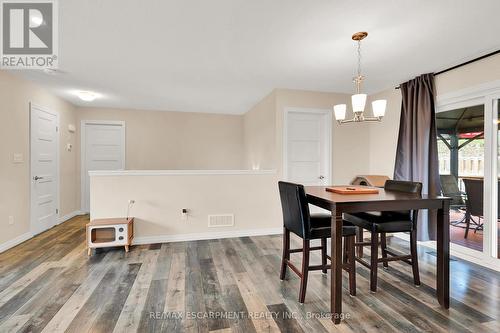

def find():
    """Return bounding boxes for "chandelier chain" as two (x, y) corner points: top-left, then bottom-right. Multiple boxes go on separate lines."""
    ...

(357, 40), (362, 78)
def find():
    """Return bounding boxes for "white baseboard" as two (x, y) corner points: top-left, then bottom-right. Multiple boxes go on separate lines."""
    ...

(133, 227), (282, 245)
(0, 232), (33, 254)
(58, 210), (84, 224)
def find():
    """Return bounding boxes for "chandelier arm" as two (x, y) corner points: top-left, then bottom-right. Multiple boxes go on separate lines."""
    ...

(362, 116), (383, 122)
(337, 116), (382, 124)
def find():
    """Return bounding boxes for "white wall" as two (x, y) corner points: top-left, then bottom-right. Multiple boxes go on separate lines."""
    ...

(90, 171), (281, 241)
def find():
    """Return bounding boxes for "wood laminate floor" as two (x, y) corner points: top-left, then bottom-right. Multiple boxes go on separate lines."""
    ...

(0, 215), (499, 333)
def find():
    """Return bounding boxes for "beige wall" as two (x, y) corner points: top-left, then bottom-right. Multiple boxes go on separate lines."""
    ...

(435, 53), (500, 95)
(367, 89), (401, 177)
(243, 88), (375, 184)
(1, 74), (250, 249)
(0, 71), (78, 247)
(90, 171), (281, 240)
(275, 89), (372, 184)
(77, 107), (245, 171)
(78, 88), (377, 186)
(88, 89), (378, 241)
(243, 91), (277, 170)
(368, 53), (500, 177)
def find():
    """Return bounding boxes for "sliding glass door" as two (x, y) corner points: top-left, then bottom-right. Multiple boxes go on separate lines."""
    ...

(496, 99), (500, 259)
(437, 90), (500, 263)
(437, 105), (485, 252)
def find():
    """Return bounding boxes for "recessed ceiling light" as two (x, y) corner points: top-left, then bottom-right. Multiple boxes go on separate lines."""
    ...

(75, 90), (98, 102)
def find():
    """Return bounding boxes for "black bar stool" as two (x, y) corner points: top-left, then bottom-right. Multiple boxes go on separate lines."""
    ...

(344, 180), (422, 292)
(278, 181), (357, 303)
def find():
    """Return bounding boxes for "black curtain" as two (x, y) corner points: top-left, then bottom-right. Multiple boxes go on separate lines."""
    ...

(394, 73), (441, 241)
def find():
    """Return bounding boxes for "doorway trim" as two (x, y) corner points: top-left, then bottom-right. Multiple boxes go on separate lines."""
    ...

(282, 107), (332, 183)
(80, 120), (126, 212)
(30, 102), (60, 235)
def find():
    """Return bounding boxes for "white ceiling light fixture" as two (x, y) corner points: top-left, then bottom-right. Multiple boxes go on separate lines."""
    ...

(334, 32), (387, 124)
(75, 90), (98, 102)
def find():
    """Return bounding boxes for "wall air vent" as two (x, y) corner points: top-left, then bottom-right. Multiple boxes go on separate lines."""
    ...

(208, 214), (234, 227)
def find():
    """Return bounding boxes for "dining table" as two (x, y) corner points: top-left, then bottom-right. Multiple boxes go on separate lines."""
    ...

(305, 186), (451, 324)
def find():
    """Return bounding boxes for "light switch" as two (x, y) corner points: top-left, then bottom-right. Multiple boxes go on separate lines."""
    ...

(13, 153), (24, 163)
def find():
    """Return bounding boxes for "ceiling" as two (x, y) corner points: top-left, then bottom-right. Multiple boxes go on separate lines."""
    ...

(12, 0), (500, 114)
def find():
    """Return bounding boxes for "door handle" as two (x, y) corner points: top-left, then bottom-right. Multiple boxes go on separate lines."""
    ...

(318, 175), (325, 180)
(33, 176), (44, 181)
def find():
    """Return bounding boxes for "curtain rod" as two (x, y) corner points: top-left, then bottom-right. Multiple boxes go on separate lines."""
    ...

(394, 49), (500, 90)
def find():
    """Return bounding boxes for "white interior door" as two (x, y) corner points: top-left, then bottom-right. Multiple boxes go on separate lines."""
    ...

(285, 109), (332, 186)
(82, 121), (125, 212)
(30, 104), (59, 235)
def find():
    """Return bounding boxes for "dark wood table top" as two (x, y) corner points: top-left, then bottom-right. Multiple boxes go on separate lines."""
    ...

(305, 186), (451, 212)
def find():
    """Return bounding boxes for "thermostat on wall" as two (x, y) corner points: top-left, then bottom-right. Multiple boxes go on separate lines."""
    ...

(13, 153), (24, 163)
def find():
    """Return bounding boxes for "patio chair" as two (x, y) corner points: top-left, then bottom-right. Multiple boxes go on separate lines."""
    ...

(440, 175), (466, 225)
(462, 178), (484, 238)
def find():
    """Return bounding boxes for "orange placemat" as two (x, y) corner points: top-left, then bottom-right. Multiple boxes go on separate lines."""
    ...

(326, 186), (379, 194)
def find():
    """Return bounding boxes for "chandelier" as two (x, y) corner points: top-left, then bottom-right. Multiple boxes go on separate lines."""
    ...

(334, 32), (387, 124)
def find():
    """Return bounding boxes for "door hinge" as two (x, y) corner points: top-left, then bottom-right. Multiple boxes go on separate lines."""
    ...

(56, 208), (59, 214)
(56, 126), (58, 132)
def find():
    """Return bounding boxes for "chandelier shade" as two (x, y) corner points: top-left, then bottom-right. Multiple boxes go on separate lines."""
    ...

(333, 104), (347, 121)
(351, 94), (367, 113)
(372, 99), (387, 118)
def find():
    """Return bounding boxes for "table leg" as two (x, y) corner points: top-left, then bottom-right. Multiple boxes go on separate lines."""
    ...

(331, 205), (343, 324)
(436, 202), (450, 308)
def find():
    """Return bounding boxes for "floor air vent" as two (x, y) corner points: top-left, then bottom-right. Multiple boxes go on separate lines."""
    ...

(208, 214), (234, 227)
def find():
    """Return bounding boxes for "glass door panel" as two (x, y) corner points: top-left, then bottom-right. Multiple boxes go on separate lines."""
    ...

(437, 105), (485, 252)
(497, 99), (500, 258)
